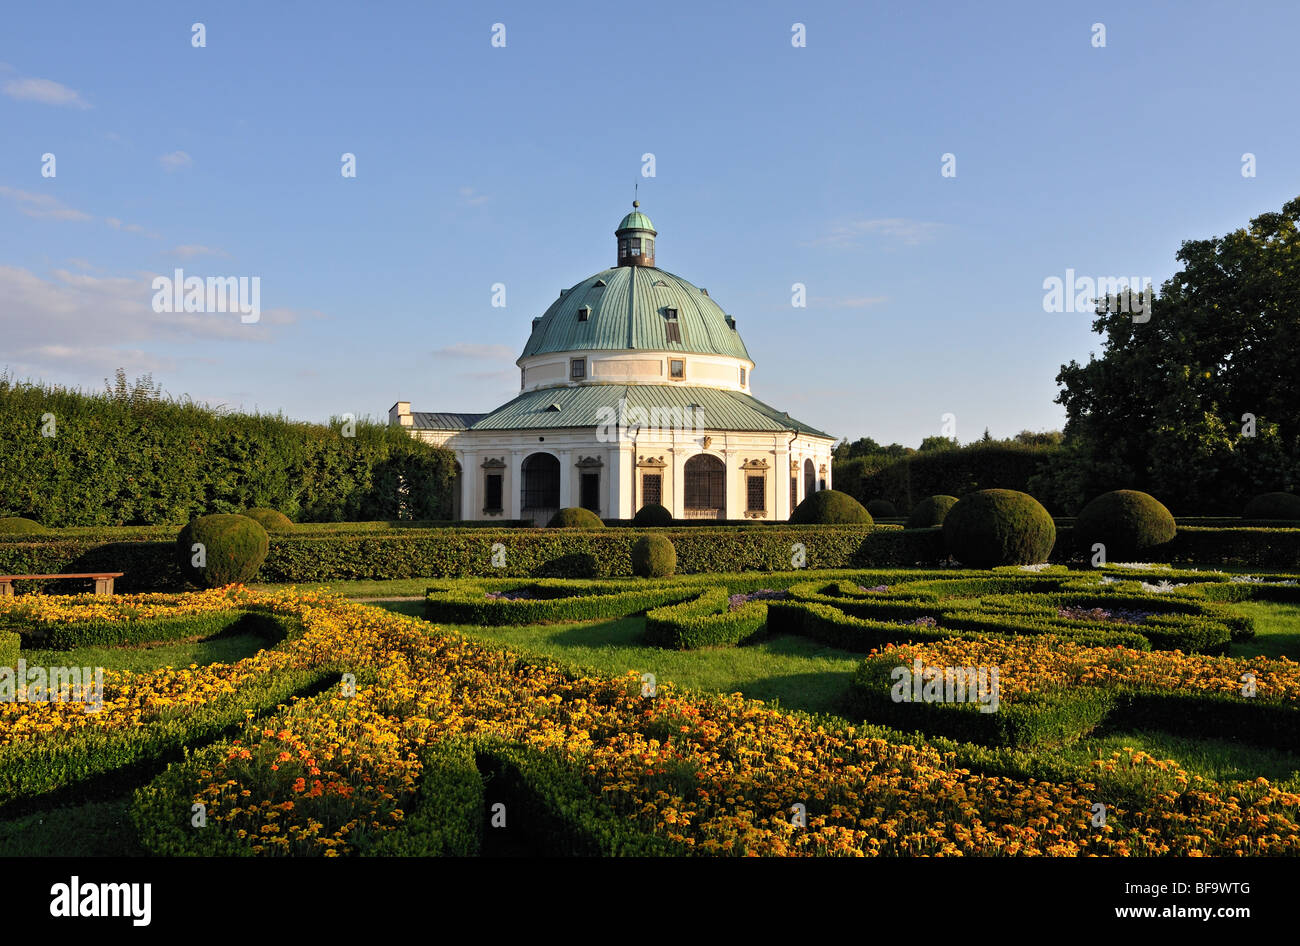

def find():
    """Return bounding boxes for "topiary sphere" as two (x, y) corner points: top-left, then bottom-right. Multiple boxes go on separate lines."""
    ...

(789, 490), (874, 525)
(865, 499), (899, 518)
(1076, 490), (1176, 560)
(631, 534), (676, 578)
(632, 503), (674, 527)
(243, 507), (296, 532)
(942, 489), (1055, 568)
(176, 514), (270, 588)
(1243, 492), (1300, 520)
(0, 517), (44, 534)
(547, 507), (605, 528)
(906, 495), (959, 529)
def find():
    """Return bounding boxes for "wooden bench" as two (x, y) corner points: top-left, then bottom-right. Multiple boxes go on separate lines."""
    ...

(0, 573), (125, 596)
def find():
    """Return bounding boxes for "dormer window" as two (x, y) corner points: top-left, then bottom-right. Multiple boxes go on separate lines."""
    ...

(577, 305), (591, 322)
(664, 307), (678, 320)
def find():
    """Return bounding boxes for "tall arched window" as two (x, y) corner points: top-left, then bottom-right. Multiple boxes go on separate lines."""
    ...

(521, 453), (560, 523)
(803, 458), (816, 501)
(684, 454), (726, 519)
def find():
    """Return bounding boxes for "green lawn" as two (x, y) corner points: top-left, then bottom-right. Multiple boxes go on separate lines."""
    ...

(1229, 601), (1300, 659)
(18, 632), (271, 674)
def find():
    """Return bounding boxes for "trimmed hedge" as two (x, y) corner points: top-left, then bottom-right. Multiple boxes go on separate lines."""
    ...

(243, 508), (296, 533)
(866, 499), (898, 518)
(361, 739), (484, 856)
(849, 658), (1114, 747)
(176, 514), (269, 588)
(1075, 490), (1177, 560)
(944, 490), (1056, 568)
(643, 587), (768, 649)
(547, 507), (604, 529)
(28, 610), (286, 651)
(1, 523), (1298, 590)
(632, 504), (673, 527)
(0, 517), (43, 535)
(790, 490), (873, 525)
(473, 743), (685, 856)
(1243, 492), (1300, 521)
(424, 581), (696, 626)
(631, 534), (676, 578)
(0, 630), (18, 665)
(906, 495), (958, 529)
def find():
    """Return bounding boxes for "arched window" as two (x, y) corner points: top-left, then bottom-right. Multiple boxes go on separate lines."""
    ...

(684, 454), (725, 519)
(521, 453), (560, 522)
(803, 458), (816, 501)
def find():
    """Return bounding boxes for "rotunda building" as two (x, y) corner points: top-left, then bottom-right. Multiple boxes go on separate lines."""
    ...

(390, 203), (836, 523)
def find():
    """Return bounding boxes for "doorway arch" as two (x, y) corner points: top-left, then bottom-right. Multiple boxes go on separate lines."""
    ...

(684, 454), (726, 519)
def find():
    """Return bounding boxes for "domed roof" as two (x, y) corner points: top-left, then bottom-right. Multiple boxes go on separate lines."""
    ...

(617, 209), (655, 232)
(520, 264), (750, 361)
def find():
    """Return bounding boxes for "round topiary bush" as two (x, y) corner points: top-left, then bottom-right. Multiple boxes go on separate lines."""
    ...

(906, 495), (959, 529)
(789, 490), (874, 525)
(942, 489), (1055, 568)
(547, 507), (605, 528)
(632, 503), (674, 527)
(243, 507), (296, 533)
(865, 499), (899, 518)
(1243, 492), (1300, 520)
(631, 534), (676, 578)
(0, 517), (44, 534)
(1075, 490), (1176, 560)
(176, 514), (270, 588)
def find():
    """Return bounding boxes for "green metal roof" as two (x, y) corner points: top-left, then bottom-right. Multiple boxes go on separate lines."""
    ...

(520, 265), (751, 360)
(467, 383), (832, 439)
(616, 210), (655, 232)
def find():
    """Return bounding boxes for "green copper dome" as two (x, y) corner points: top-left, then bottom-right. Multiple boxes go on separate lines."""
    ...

(520, 264), (750, 360)
(617, 210), (655, 232)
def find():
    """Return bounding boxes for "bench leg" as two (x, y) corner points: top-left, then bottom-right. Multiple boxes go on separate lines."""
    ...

(0, 581), (11, 596)
(93, 578), (115, 596)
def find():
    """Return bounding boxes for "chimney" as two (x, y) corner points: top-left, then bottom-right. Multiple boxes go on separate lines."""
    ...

(389, 401), (413, 427)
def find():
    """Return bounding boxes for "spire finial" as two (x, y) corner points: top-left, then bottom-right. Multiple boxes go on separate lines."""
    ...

(632, 199), (639, 208)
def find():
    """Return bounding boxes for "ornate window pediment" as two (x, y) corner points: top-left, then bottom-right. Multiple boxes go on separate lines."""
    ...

(637, 455), (667, 469)
(741, 458), (770, 471)
(576, 456), (604, 469)
(481, 457), (507, 470)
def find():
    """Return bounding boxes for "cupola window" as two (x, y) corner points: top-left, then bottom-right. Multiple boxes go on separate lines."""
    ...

(570, 358), (586, 380)
(669, 358), (685, 379)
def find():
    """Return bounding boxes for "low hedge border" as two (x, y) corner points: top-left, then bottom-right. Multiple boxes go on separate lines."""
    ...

(423, 581), (696, 626)
(361, 739), (484, 857)
(0, 630), (18, 665)
(847, 653), (1300, 752)
(473, 743), (686, 856)
(21, 610), (287, 651)
(847, 659), (1115, 748)
(643, 587), (769, 650)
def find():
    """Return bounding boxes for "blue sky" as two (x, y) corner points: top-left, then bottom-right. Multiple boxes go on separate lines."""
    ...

(2, 0), (1298, 446)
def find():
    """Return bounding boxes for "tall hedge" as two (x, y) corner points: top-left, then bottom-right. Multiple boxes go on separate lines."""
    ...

(0, 376), (456, 525)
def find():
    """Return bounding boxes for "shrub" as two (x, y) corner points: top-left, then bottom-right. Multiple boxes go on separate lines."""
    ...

(1074, 490), (1176, 560)
(631, 534), (677, 578)
(0, 517), (43, 535)
(243, 507), (296, 533)
(943, 489), (1055, 568)
(632, 503), (673, 527)
(1243, 492), (1300, 520)
(176, 514), (269, 587)
(547, 507), (604, 529)
(789, 490), (873, 525)
(906, 495), (959, 529)
(866, 499), (898, 518)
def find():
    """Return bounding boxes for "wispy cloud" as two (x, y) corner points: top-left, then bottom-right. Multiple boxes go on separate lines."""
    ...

(0, 185), (93, 221)
(159, 150), (193, 172)
(105, 217), (160, 239)
(458, 186), (490, 207)
(166, 244), (229, 259)
(433, 343), (514, 360)
(2, 76), (91, 109)
(804, 218), (948, 248)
